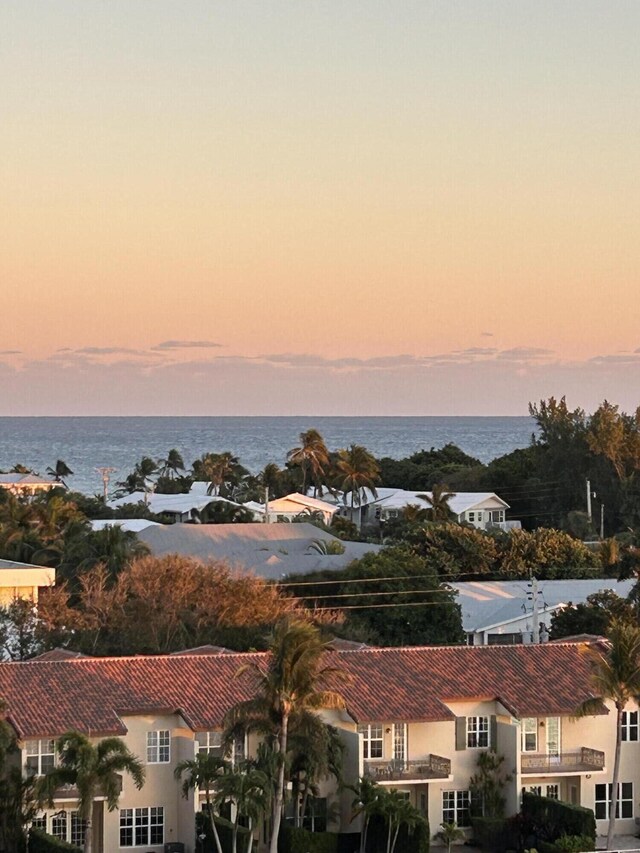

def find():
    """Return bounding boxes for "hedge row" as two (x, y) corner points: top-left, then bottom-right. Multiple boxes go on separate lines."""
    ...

(522, 794), (596, 845)
(29, 828), (82, 853)
(278, 827), (339, 853)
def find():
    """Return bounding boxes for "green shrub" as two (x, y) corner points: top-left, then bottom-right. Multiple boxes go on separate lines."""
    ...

(29, 828), (82, 853)
(470, 816), (512, 851)
(538, 835), (595, 853)
(365, 814), (429, 853)
(278, 827), (339, 853)
(522, 794), (596, 845)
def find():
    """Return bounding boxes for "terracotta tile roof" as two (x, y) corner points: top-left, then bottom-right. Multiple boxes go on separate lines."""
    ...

(0, 643), (603, 739)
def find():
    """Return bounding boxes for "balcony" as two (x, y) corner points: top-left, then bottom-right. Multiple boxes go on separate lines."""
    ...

(364, 755), (451, 783)
(521, 748), (605, 775)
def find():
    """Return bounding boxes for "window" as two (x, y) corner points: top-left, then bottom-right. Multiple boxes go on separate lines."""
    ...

(442, 791), (471, 827)
(522, 786), (542, 798)
(195, 731), (244, 764)
(393, 723), (406, 763)
(196, 731), (223, 755)
(467, 717), (489, 748)
(521, 718), (537, 752)
(70, 812), (87, 848)
(25, 739), (55, 776)
(622, 711), (638, 742)
(31, 815), (47, 831)
(595, 783), (633, 820)
(146, 730), (170, 763)
(52, 812), (67, 841)
(358, 724), (383, 759)
(546, 785), (559, 800)
(120, 807), (164, 847)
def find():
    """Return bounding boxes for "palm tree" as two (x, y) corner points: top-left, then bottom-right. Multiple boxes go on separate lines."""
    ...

(195, 452), (243, 496)
(225, 617), (346, 853)
(174, 753), (229, 853)
(417, 483), (455, 522)
(46, 460), (73, 487)
(39, 730), (145, 853)
(377, 788), (423, 853)
(576, 620), (640, 850)
(158, 449), (185, 479)
(215, 761), (271, 853)
(351, 777), (382, 853)
(434, 820), (465, 853)
(287, 430), (331, 496)
(288, 718), (344, 828)
(335, 445), (380, 524)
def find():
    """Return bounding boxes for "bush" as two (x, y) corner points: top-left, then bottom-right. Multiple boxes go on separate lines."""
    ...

(365, 814), (429, 853)
(522, 794), (596, 845)
(278, 827), (339, 853)
(470, 816), (511, 851)
(538, 835), (595, 853)
(29, 828), (82, 853)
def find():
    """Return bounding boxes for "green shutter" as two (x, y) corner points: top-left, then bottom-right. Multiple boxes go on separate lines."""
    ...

(455, 716), (467, 751)
(490, 715), (498, 749)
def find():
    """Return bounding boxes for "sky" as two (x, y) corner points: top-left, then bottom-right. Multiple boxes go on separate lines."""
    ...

(1, 1), (640, 415)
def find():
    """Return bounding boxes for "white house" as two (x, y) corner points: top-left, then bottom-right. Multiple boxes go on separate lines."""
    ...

(245, 493), (338, 525)
(107, 491), (252, 523)
(337, 488), (511, 530)
(452, 578), (636, 646)
(0, 473), (61, 497)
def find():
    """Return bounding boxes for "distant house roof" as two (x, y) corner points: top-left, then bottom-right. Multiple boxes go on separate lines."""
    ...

(90, 519), (162, 534)
(250, 493), (338, 518)
(138, 522), (379, 579)
(107, 492), (242, 517)
(0, 643), (605, 739)
(0, 473), (58, 488)
(32, 649), (90, 661)
(342, 488), (509, 515)
(451, 579), (635, 634)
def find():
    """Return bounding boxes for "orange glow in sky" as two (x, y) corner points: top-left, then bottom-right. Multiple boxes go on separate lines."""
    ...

(2, 1), (639, 414)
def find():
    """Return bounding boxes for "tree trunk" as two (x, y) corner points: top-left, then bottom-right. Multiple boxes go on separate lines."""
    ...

(246, 816), (253, 853)
(83, 817), (93, 853)
(386, 818), (393, 853)
(206, 799), (224, 853)
(607, 705), (623, 850)
(360, 815), (369, 853)
(390, 825), (400, 853)
(269, 714), (289, 853)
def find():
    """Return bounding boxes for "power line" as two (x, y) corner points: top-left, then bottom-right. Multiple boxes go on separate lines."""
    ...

(277, 570), (488, 588)
(310, 600), (462, 612)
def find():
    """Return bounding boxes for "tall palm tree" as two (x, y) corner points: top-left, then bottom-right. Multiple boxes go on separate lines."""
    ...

(225, 618), (346, 853)
(39, 730), (145, 853)
(287, 430), (331, 496)
(215, 761), (271, 853)
(174, 753), (229, 853)
(351, 777), (382, 853)
(196, 452), (243, 496)
(289, 719), (343, 828)
(417, 483), (455, 522)
(158, 449), (185, 479)
(46, 460), (74, 487)
(576, 621), (640, 850)
(335, 445), (380, 523)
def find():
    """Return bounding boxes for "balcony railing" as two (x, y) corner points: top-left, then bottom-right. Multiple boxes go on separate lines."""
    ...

(521, 748), (605, 774)
(364, 755), (451, 782)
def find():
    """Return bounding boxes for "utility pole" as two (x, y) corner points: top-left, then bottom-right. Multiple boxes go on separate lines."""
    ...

(527, 574), (541, 644)
(586, 479), (592, 523)
(95, 467), (116, 503)
(600, 503), (605, 540)
(264, 486), (270, 524)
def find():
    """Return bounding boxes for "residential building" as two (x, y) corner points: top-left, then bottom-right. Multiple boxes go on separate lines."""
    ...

(335, 488), (513, 530)
(453, 579), (635, 645)
(0, 641), (634, 851)
(0, 472), (60, 497)
(243, 493), (338, 525)
(107, 492), (251, 524)
(0, 558), (55, 606)
(138, 522), (379, 579)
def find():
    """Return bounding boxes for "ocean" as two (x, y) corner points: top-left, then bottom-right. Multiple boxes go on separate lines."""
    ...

(0, 416), (536, 496)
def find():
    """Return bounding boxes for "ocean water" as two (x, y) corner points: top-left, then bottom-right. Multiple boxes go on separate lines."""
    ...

(0, 416), (536, 496)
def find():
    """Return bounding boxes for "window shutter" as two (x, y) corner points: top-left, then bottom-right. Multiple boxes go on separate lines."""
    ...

(490, 715), (498, 749)
(455, 717), (467, 751)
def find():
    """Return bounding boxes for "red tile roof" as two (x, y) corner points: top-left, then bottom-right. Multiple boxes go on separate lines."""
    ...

(0, 643), (603, 739)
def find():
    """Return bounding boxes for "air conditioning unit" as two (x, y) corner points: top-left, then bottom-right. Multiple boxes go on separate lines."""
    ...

(164, 844), (185, 853)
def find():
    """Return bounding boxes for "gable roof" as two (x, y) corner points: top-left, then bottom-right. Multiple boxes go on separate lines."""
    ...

(0, 643), (603, 739)
(342, 488), (509, 514)
(0, 473), (58, 487)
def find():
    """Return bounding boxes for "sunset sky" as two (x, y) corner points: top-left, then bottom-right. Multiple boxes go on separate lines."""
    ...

(2, 1), (640, 415)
